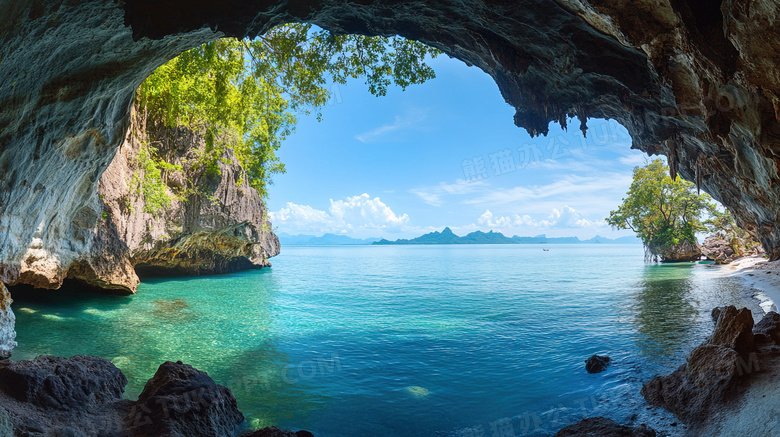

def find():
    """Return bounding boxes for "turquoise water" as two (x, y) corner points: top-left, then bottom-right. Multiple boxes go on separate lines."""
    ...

(10, 245), (764, 436)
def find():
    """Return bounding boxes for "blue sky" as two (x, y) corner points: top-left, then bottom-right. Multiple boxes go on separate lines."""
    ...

(267, 54), (653, 239)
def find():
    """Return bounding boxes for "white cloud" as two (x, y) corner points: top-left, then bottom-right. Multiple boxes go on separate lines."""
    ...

(269, 194), (409, 237)
(329, 194), (409, 229)
(473, 205), (605, 235)
(409, 179), (489, 207)
(464, 174), (632, 210)
(355, 109), (428, 143)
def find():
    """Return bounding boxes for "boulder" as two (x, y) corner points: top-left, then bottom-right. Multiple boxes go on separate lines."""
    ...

(0, 355), (126, 410)
(0, 355), (130, 437)
(658, 240), (702, 262)
(642, 306), (757, 424)
(585, 355), (611, 374)
(240, 427), (314, 437)
(701, 236), (737, 264)
(126, 361), (243, 437)
(710, 306), (754, 355)
(753, 311), (780, 345)
(554, 417), (655, 436)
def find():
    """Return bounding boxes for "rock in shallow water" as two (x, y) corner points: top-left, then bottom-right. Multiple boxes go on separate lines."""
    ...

(240, 427), (314, 437)
(0, 356), (248, 437)
(585, 355), (610, 373)
(0, 355), (130, 436)
(127, 360), (244, 437)
(641, 305), (759, 425)
(554, 417), (655, 436)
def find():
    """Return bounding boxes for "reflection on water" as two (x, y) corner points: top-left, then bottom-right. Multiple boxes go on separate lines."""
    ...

(628, 262), (766, 365)
(631, 264), (698, 359)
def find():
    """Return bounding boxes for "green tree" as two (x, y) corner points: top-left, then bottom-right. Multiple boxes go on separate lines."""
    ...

(705, 208), (761, 257)
(607, 159), (715, 261)
(135, 25), (440, 199)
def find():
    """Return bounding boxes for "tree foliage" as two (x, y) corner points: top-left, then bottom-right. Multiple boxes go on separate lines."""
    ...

(129, 144), (183, 214)
(135, 24), (440, 199)
(606, 159), (715, 259)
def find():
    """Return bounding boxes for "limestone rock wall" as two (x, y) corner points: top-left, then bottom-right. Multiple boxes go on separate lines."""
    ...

(0, 283), (16, 360)
(2, 0), (780, 290)
(89, 105), (280, 292)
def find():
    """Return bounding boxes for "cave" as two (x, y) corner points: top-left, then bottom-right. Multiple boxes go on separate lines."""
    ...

(2, 0), (780, 435)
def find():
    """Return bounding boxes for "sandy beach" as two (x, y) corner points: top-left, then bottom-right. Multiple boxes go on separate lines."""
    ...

(721, 255), (780, 314)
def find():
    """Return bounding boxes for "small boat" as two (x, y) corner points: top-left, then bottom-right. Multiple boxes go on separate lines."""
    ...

(542, 248), (549, 251)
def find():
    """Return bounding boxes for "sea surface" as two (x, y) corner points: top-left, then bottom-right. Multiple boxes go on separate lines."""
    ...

(11, 245), (766, 436)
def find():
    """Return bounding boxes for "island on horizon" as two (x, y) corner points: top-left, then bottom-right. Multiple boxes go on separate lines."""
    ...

(372, 227), (639, 245)
(278, 228), (640, 246)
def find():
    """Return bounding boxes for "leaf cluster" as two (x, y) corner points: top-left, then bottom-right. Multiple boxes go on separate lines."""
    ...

(135, 24), (441, 199)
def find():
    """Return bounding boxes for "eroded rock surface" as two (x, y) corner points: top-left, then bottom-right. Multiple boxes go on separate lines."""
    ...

(127, 361), (243, 437)
(0, 355), (131, 437)
(641, 306), (758, 426)
(554, 417), (656, 437)
(657, 240), (702, 262)
(0, 356), (245, 437)
(88, 106), (279, 292)
(0, 283), (15, 359)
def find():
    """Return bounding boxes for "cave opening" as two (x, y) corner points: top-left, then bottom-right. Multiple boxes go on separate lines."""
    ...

(3, 1), (779, 435)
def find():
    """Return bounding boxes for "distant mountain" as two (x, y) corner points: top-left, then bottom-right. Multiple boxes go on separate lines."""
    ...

(278, 233), (380, 246)
(373, 229), (641, 245)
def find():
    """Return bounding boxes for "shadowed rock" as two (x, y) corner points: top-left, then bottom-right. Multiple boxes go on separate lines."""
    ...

(126, 361), (243, 437)
(0, 355), (131, 437)
(0, 356), (250, 437)
(585, 354), (610, 373)
(753, 311), (780, 345)
(240, 427), (315, 437)
(641, 306), (759, 426)
(0, 355), (126, 409)
(555, 417), (655, 436)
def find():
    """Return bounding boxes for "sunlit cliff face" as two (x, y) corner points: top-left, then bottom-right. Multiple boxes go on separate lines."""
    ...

(1, 0), (780, 292)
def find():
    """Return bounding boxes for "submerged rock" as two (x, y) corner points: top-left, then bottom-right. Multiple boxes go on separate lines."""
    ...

(555, 417), (655, 436)
(585, 355), (611, 373)
(127, 361), (243, 437)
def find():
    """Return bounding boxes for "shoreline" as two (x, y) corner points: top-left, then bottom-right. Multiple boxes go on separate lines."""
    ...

(687, 254), (780, 437)
(721, 254), (780, 314)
